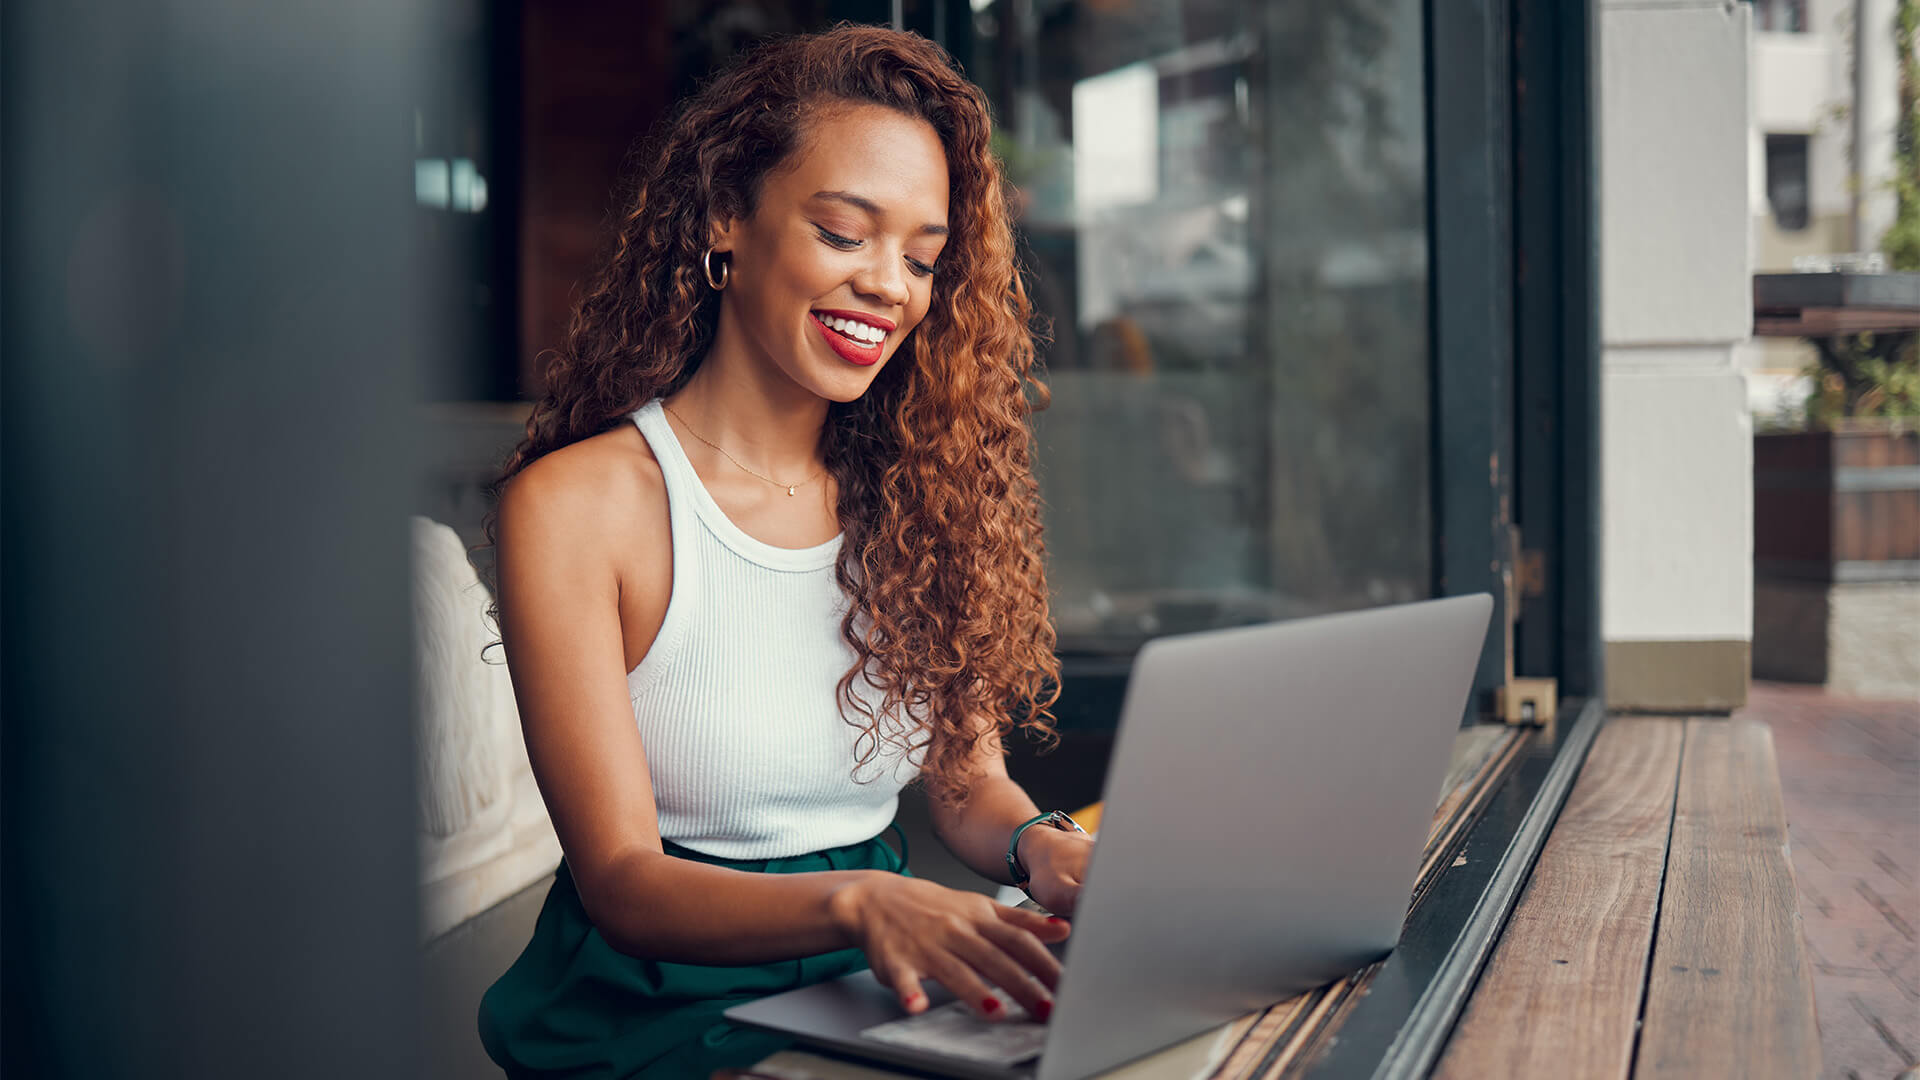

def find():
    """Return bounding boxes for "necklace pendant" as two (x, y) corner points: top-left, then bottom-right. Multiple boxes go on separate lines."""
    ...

(787, 485), (796, 496)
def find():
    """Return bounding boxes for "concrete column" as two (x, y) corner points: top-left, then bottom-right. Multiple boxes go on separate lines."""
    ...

(1599, 0), (1755, 711)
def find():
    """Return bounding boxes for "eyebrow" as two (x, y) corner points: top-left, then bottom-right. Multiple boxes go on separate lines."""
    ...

(810, 190), (949, 237)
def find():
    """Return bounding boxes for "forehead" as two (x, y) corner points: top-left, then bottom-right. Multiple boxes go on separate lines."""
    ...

(765, 103), (950, 227)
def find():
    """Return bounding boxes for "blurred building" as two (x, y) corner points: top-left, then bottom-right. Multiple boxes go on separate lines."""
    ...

(1745, 0), (1908, 416)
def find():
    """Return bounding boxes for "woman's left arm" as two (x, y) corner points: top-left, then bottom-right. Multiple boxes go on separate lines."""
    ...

(927, 724), (1096, 917)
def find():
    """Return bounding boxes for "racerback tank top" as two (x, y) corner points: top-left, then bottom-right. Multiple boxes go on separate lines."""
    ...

(625, 399), (921, 859)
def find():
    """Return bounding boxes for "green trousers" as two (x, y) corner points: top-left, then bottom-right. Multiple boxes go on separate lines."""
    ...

(478, 830), (910, 1079)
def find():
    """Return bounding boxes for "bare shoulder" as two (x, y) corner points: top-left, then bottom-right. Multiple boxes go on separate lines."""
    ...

(500, 422), (662, 540)
(495, 419), (674, 673)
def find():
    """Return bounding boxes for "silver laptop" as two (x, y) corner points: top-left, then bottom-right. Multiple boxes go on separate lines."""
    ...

(725, 593), (1494, 1080)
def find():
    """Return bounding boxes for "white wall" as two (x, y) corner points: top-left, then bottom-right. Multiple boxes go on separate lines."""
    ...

(1751, 26), (1852, 224)
(1754, 33), (1832, 132)
(1600, 0), (1754, 644)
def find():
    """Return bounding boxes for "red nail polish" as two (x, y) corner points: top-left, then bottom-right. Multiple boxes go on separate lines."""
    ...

(1046, 916), (1067, 925)
(1034, 999), (1053, 1021)
(981, 997), (1000, 1013)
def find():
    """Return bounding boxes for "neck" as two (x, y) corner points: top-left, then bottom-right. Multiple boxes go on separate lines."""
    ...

(665, 321), (830, 479)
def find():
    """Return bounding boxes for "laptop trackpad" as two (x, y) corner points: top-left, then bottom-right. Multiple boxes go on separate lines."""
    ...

(858, 989), (1048, 1068)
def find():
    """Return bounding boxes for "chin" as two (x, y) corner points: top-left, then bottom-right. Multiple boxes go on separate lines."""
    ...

(793, 354), (890, 404)
(818, 369), (884, 404)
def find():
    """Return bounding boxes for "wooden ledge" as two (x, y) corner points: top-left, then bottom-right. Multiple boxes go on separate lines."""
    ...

(1434, 716), (1821, 1079)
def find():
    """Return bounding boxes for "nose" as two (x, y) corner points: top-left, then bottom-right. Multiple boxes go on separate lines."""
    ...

(852, 246), (910, 310)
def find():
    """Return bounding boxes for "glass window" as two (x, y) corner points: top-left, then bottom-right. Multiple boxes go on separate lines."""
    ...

(414, 3), (512, 401)
(947, 1), (1431, 652)
(1766, 133), (1811, 232)
(1755, 0), (1809, 33)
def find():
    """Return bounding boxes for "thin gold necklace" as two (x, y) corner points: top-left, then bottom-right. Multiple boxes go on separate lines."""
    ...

(662, 403), (825, 497)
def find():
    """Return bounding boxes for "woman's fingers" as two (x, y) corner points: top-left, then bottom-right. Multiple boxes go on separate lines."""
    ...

(858, 883), (1075, 1022)
(997, 902), (1073, 943)
(949, 927), (1054, 1020)
(881, 962), (930, 1015)
(920, 950), (1003, 1020)
(977, 917), (1062, 992)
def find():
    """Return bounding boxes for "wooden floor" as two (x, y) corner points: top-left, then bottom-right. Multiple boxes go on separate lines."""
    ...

(1434, 714), (1823, 1079)
(1750, 683), (1920, 1080)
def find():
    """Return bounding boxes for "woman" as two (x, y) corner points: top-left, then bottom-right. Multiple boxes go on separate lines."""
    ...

(476, 24), (1094, 1080)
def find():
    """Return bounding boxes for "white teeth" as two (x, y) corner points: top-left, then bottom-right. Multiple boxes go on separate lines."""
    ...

(819, 314), (884, 344)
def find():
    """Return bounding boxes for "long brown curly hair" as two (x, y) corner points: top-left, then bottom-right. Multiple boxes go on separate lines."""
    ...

(481, 24), (1060, 804)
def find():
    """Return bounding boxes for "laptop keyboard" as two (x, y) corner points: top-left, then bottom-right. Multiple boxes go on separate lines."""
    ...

(858, 988), (1048, 1067)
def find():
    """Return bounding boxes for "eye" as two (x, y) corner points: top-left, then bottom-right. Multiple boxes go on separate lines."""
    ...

(907, 257), (937, 279)
(815, 225), (860, 249)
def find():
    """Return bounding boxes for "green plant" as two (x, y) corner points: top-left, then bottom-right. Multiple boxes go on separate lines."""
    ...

(1800, 332), (1920, 427)
(1881, 0), (1920, 267)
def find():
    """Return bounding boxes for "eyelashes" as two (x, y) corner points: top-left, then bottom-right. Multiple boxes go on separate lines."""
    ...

(816, 225), (938, 278)
(815, 226), (861, 250)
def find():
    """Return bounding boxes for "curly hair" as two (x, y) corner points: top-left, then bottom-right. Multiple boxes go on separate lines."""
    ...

(480, 23), (1060, 805)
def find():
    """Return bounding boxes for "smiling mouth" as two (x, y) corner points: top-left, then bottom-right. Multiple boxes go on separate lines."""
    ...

(812, 310), (891, 344)
(809, 312), (885, 366)
(824, 321), (871, 344)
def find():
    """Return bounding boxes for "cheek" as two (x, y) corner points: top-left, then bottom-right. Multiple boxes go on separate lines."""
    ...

(906, 289), (937, 334)
(757, 235), (830, 297)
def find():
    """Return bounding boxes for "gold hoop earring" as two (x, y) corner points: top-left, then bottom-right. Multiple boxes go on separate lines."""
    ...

(703, 247), (730, 291)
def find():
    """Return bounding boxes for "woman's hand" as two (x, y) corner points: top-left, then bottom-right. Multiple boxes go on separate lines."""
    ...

(1017, 825), (1095, 917)
(828, 873), (1071, 1021)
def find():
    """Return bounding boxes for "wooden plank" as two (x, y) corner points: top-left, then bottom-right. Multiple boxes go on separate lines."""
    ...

(1209, 996), (1315, 1080)
(1175, 999), (1282, 1076)
(1251, 980), (1352, 1080)
(1416, 730), (1528, 900)
(1633, 717), (1823, 1079)
(1406, 732), (1527, 915)
(1438, 725), (1514, 808)
(1431, 717), (1684, 1080)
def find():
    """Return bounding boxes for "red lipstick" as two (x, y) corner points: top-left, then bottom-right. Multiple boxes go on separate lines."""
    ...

(809, 310), (887, 367)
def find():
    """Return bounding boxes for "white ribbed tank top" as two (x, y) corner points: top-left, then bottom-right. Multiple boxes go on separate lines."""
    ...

(625, 399), (921, 860)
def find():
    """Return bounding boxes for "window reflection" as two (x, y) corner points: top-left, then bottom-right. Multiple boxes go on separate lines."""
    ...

(960, 0), (1431, 651)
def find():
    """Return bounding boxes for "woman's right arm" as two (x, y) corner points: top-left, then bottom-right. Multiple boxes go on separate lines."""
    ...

(495, 446), (1066, 1017)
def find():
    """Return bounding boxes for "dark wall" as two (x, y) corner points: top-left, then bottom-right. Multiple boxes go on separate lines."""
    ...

(516, 3), (676, 394)
(510, 1), (893, 396)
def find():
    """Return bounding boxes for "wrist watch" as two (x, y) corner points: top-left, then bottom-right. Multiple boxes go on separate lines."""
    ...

(1006, 809), (1087, 888)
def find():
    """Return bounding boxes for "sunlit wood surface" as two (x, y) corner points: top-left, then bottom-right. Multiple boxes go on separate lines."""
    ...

(1435, 717), (1821, 1080)
(1633, 718), (1821, 1078)
(1433, 719), (1683, 1079)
